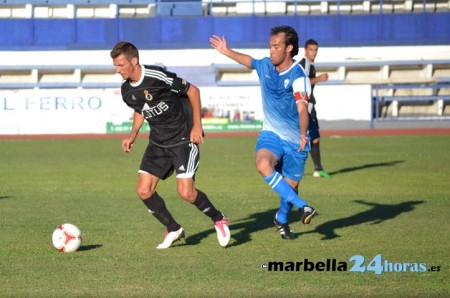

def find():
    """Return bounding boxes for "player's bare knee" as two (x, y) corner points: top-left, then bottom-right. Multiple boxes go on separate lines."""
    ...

(136, 188), (154, 200)
(177, 189), (196, 203)
(255, 159), (274, 177)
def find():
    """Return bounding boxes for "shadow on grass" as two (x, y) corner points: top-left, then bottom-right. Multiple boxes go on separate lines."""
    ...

(0, 195), (11, 200)
(301, 200), (425, 240)
(184, 199), (424, 246)
(329, 160), (405, 176)
(78, 244), (103, 251)
(184, 208), (280, 248)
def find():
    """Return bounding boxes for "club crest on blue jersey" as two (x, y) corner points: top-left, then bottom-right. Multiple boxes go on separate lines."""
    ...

(284, 79), (290, 89)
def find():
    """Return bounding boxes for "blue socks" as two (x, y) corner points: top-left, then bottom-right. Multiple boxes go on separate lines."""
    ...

(276, 198), (293, 224)
(264, 171), (307, 224)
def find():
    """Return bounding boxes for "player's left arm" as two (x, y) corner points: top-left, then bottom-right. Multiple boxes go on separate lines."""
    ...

(186, 83), (204, 144)
(297, 101), (309, 152)
(210, 35), (254, 69)
(167, 69), (203, 144)
(292, 76), (312, 151)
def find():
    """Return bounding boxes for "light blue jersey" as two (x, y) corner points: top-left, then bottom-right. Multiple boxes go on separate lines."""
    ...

(252, 57), (310, 145)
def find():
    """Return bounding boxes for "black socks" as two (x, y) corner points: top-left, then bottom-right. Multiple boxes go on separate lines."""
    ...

(310, 141), (323, 171)
(193, 189), (223, 222)
(142, 192), (181, 232)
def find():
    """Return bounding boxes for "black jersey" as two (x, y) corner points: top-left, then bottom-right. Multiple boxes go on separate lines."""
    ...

(120, 65), (193, 147)
(299, 58), (316, 105)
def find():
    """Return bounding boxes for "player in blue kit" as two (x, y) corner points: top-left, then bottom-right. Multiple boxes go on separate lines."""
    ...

(210, 26), (316, 240)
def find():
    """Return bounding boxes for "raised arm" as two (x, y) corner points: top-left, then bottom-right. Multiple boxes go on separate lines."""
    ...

(210, 35), (254, 69)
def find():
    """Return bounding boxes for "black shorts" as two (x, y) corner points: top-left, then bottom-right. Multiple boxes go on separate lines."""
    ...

(309, 103), (319, 128)
(139, 142), (200, 180)
(308, 112), (320, 142)
(308, 116), (320, 141)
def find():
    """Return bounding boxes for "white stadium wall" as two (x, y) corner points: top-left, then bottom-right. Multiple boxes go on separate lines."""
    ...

(314, 85), (372, 121)
(0, 85), (371, 135)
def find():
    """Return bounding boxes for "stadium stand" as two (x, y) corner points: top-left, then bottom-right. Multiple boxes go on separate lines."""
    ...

(1, 49), (449, 124)
(372, 83), (450, 121)
(1, 1), (448, 49)
(0, 0), (448, 18)
(0, 0), (449, 125)
(1, 46), (448, 87)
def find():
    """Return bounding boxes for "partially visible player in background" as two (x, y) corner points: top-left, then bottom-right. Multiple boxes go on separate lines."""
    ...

(110, 41), (230, 249)
(300, 39), (331, 178)
(210, 26), (316, 240)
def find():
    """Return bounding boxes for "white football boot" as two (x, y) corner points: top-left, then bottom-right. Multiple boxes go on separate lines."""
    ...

(214, 214), (231, 247)
(156, 227), (185, 249)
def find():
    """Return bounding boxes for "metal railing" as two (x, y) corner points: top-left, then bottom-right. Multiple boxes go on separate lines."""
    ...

(371, 82), (450, 127)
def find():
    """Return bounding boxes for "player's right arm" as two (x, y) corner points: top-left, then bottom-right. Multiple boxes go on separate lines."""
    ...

(122, 111), (144, 153)
(210, 35), (254, 69)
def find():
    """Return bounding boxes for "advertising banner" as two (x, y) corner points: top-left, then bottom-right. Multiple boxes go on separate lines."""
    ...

(0, 89), (113, 134)
(1, 85), (371, 135)
(106, 86), (265, 133)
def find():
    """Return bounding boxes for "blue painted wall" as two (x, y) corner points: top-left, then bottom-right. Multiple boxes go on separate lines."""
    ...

(1, 13), (449, 50)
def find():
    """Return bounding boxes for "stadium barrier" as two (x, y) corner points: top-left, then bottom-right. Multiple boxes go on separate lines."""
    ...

(372, 83), (450, 127)
(213, 59), (450, 86)
(1, 57), (449, 89)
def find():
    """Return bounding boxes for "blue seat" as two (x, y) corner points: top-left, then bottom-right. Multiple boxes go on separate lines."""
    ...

(172, 3), (203, 16)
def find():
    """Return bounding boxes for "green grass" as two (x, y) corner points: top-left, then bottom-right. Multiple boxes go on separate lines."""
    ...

(1, 135), (449, 297)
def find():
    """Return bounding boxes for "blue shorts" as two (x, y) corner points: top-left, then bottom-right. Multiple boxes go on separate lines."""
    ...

(255, 130), (309, 181)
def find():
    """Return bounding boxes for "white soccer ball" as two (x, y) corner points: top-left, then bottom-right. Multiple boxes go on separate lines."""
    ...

(52, 223), (83, 253)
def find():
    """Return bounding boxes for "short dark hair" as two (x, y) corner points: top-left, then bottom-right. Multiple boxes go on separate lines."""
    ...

(304, 39), (319, 49)
(110, 41), (139, 62)
(270, 25), (299, 57)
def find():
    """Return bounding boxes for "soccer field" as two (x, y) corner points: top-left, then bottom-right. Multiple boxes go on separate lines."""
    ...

(1, 135), (449, 297)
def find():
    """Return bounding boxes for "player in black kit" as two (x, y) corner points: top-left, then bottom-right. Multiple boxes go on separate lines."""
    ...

(110, 41), (230, 249)
(299, 39), (331, 178)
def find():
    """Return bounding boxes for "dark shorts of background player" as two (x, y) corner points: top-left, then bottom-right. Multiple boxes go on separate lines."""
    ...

(139, 142), (199, 180)
(308, 110), (320, 142)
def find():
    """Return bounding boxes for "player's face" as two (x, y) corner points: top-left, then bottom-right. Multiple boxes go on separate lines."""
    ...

(269, 33), (291, 67)
(305, 44), (319, 62)
(113, 54), (139, 82)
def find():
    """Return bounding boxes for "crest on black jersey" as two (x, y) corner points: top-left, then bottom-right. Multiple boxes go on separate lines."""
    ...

(144, 90), (153, 102)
